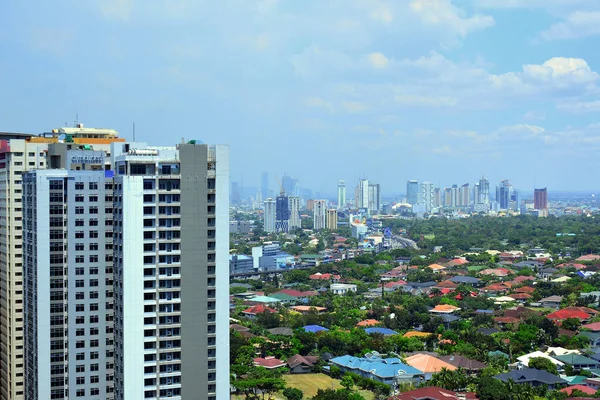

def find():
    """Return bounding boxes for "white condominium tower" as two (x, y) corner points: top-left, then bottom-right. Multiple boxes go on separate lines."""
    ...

(337, 181), (346, 209)
(313, 200), (326, 230)
(112, 143), (230, 400)
(288, 196), (300, 230)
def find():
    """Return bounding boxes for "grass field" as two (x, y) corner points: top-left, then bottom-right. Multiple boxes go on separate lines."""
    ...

(231, 373), (375, 399)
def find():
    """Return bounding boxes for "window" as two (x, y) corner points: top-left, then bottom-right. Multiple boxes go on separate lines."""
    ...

(75, 206), (84, 215)
(89, 231), (98, 238)
(76, 365), (85, 373)
(89, 255), (98, 263)
(75, 195), (84, 202)
(89, 243), (99, 251)
(89, 279), (99, 287)
(75, 219), (85, 227)
(75, 182), (84, 190)
(89, 206), (98, 214)
(89, 219), (98, 226)
(76, 304), (85, 312)
(75, 280), (84, 288)
(89, 195), (98, 202)
(89, 182), (98, 190)
(76, 341), (85, 348)
(75, 267), (84, 275)
(89, 316), (99, 324)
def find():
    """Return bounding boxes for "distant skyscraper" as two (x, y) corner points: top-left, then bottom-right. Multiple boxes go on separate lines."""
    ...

(288, 196), (301, 230)
(282, 174), (298, 197)
(368, 183), (380, 214)
(313, 200), (327, 230)
(473, 176), (490, 212)
(418, 182), (434, 212)
(264, 198), (276, 232)
(275, 195), (290, 232)
(406, 180), (419, 205)
(534, 188), (548, 210)
(433, 187), (442, 208)
(460, 183), (470, 207)
(337, 181), (346, 209)
(443, 187), (453, 207)
(496, 180), (511, 210)
(357, 179), (369, 209)
(261, 172), (268, 199)
(510, 188), (520, 211)
(326, 209), (338, 230)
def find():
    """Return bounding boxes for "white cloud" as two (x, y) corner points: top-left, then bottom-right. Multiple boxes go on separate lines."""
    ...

(477, 0), (595, 10)
(342, 101), (368, 112)
(367, 52), (389, 69)
(523, 110), (546, 121)
(303, 97), (333, 110)
(98, 0), (134, 21)
(538, 11), (600, 41)
(410, 0), (495, 37)
(557, 100), (600, 113)
(494, 124), (546, 137)
(395, 93), (457, 107)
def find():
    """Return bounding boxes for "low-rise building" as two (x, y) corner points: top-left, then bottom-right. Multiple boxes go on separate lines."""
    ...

(330, 283), (357, 295)
(329, 355), (424, 387)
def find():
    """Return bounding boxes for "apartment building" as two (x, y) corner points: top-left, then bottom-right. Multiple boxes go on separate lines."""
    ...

(0, 125), (123, 400)
(23, 154), (114, 399)
(112, 143), (229, 400)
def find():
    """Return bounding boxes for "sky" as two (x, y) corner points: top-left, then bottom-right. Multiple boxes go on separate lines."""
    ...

(1, 0), (600, 195)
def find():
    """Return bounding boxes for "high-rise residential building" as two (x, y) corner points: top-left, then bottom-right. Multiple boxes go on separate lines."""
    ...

(443, 187), (453, 207)
(496, 180), (511, 210)
(261, 172), (268, 200)
(534, 188), (548, 210)
(417, 182), (434, 212)
(433, 188), (442, 208)
(326, 209), (338, 230)
(406, 180), (419, 205)
(288, 196), (301, 230)
(0, 125), (124, 400)
(23, 154), (114, 400)
(357, 179), (369, 209)
(275, 195), (290, 233)
(368, 183), (380, 214)
(313, 200), (326, 230)
(263, 198), (276, 233)
(459, 183), (470, 207)
(112, 143), (230, 400)
(337, 181), (346, 209)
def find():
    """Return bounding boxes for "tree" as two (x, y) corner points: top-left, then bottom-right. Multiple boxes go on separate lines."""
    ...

(476, 376), (509, 400)
(283, 387), (304, 400)
(340, 375), (354, 391)
(561, 317), (581, 331)
(528, 357), (558, 375)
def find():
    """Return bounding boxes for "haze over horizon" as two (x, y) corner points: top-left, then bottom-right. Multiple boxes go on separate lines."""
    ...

(1, 1), (600, 192)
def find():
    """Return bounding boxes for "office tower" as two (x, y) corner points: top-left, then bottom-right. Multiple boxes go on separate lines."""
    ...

(460, 184), (470, 207)
(313, 200), (326, 230)
(357, 179), (369, 209)
(230, 181), (241, 205)
(263, 198), (276, 233)
(477, 176), (490, 204)
(534, 188), (548, 210)
(288, 196), (300, 230)
(406, 180), (419, 205)
(261, 172), (268, 199)
(337, 181), (346, 209)
(326, 209), (338, 230)
(112, 143), (230, 400)
(368, 183), (380, 214)
(24, 154), (114, 399)
(275, 195), (290, 233)
(418, 182), (434, 212)
(510, 188), (520, 211)
(433, 188), (442, 208)
(281, 174), (298, 197)
(0, 125), (124, 400)
(496, 180), (511, 210)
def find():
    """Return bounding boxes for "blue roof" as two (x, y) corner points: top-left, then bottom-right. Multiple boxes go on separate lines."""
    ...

(330, 355), (423, 378)
(303, 325), (329, 333)
(475, 309), (494, 314)
(364, 327), (398, 335)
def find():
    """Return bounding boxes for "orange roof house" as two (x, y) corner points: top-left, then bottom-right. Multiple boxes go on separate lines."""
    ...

(403, 331), (434, 339)
(429, 304), (460, 314)
(404, 353), (457, 374)
(427, 264), (447, 272)
(356, 319), (380, 327)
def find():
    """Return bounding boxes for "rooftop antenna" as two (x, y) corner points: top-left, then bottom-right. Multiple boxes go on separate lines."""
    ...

(133, 122), (136, 142)
(75, 111), (79, 127)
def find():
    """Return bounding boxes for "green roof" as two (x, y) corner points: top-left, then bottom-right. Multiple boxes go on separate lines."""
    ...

(488, 350), (509, 359)
(300, 254), (322, 259)
(561, 375), (588, 385)
(553, 354), (600, 366)
(577, 331), (600, 341)
(468, 265), (487, 272)
(269, 293), (297, 301)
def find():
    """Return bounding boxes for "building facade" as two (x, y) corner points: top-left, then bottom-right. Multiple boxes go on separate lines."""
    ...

(263, 198), (276, 233)
(275, 195), (290, 233)
(406, 180), (418, 205)
(534, 188), (548, 210)
(112, 143), (230, 400)
(337, 181), (346, 209)
(326, 209), (338, 230)
(368, 183), (380, 214)
(288, 196), (300, 230)
(313, 200), (326, 230)
(417, 182), (434, 212)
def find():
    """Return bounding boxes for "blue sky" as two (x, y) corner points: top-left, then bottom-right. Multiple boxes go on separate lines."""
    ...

(1, 0), (600, 195)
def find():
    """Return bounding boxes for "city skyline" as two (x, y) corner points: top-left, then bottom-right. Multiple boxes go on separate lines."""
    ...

(2, 2), (600, 191)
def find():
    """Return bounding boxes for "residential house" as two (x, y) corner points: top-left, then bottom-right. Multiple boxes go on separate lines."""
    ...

(309, 272), (341, 282)
(560, 385), (597, 396)
(242, 304), (277, 319)
(364, 327), (398, 336)
(538, 267), (560, 281)
(552, 354), (600, 371)
(494, 368), (567, 390)
(581, 322), (600, 332)
(429, 304), (460, 314)
(547, 309), (591, 323)
(404, 353), (457, 380)
(329, 355), (424, 386)
(267, 327), (293, 336)
(577, 331), (600, 348)
(449, 275), (482, 287)
(515, 351), (565, 371)
(403, 281), (437, 295)
(254, 356), (286, 369)
(290, 306), (327, 314)
(303, 325), (329, 333)
(389, 387), (478, 400)
(427, 264), (447, 272)
(479, 268), (511, 277)
(329, 283), (357, 295)
(439, 355), (486, 373)
(539, 295), (563, 309)
(287, 354), (319, 374)
(576, 254), (600, 262)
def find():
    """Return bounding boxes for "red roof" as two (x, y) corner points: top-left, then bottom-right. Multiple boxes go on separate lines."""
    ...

(356, 319), (380, 327)
(309, 273), (341, 280)
(560, 385), (596, 395)
(253, 356), (286, 369)
(547, 309), (591, 321)
(389, 386), (478, 400)
(514, 286), (535, 294)
(436, 280), (459, 289)
(242, 304), (276, 315)
(563, 306), (599, 315)
(384, 280), (407, 288)
(581, 322), (600, 331)
(494, 316), (519, 324)
(558, 263), (587, 270)
(577, 254), (600, 261)
(509, 293), (532, 300)
(512, 276), (535, 284)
